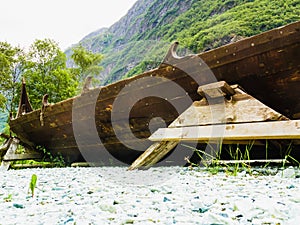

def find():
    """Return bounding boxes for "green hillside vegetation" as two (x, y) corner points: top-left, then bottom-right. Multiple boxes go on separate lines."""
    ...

(77, 0), (300, 85)
(165, 0), (299, 51)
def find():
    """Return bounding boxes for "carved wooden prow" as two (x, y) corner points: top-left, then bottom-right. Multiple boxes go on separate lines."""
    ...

(39, 94), (50, 127)
(81, 76), (93, 94)
(42, 94), (49, 107)
(159, 41), (189, 69)
(16, 78), (33, 118)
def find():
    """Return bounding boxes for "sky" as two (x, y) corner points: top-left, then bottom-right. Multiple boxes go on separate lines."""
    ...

(0, 0), (137, 50)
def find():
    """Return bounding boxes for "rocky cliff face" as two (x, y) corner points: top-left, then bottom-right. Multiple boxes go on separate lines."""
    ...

(108, 0), (194, 42)
(109, 0), (153, 41)
(83, 0), (194, 46)
(68, 0), (300, 85)
(69, 0), (194, 83)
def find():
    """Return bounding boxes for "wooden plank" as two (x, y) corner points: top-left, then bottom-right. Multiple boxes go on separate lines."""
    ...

(169, 87), (287, 127)
(3, 153), (43, 161)
(128, 141), (179, 170)
(71, 162), (92, 167)
(150, 120), (300, 142)
(129, 82), (295, 170)
(0, 138), (19, 170)
(205, 159), (289, 165)
(10, 164), (54, 169)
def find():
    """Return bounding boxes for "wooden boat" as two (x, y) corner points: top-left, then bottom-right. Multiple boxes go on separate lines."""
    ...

(9, 21), (300, 165)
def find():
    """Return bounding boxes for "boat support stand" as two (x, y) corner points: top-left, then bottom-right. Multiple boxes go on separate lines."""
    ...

(129, 81), (300, 170)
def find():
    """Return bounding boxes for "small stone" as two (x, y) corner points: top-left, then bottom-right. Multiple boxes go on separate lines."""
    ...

(192, 207), (209, 213)
(252, 171), (259, 176)
(238, 171), (247, 177)
(13, 203), (25, 209)
(277, 167), (296, 178)
(52, 187), (64, 191)
(287, 184), (296, 189)
(124, 219), (134, 224)
(63, 218), (74, 224)
(219, 213), (229, 218)
(113, 200), (120, 205)
(163, 197), (171, 202)
(99, 205), (116, 214)
(150, 189), (160, 193)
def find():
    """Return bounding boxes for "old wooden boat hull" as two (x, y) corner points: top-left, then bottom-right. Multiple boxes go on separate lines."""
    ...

(9, 21), (300, 164)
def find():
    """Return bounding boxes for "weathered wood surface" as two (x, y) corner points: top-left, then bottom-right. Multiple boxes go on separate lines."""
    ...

(1, 137), (44, 171)
(10, 164), (53, 169)
(161, 21), (300, 119)
(16, 79), (33, 118)
(3, 153), (43, 161)
(197, 81), (236, 98)
(0, 138), (20, 170)
(150, 120), (300, 142)
(9, 21), (300, 164)
(204, 159), (290, 165)
(169, 86), (287, 127)
(128, 141), (179, 170)
(129, 81), (296, 170)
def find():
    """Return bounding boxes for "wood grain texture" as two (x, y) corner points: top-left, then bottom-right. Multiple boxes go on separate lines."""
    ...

(150, 120), (300, 142)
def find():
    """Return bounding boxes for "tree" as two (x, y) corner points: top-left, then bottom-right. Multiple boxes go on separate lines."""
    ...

(0, 39), (104, 115)
(23, 39), (78, 109)
(71, 44), (103, 82)
(0, 41), (25, 113)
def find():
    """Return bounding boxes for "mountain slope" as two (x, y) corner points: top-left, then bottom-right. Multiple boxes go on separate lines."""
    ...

(71, 0), (300, 84)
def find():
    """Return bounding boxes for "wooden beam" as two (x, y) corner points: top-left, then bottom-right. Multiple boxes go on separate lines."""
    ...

(0, 138), (19, 170)
(169, 86), (287, 128)
(3, 153), (43, 161)
(10, 163), (53, 169)
(129, 84), (294, 170)
(81, 76), (93, 94)
(150, 120), (300, 142)
(71, 162), (92, 167)
(128, 141), (178, 170)
(197, 81), (236, 98)
(205, 159), (290, 165)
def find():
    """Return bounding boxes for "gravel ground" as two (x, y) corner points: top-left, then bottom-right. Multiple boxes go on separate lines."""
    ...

(0, 166), (300, 225)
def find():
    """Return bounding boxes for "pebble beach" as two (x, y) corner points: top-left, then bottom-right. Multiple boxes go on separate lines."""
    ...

(0, 166), (300, 225)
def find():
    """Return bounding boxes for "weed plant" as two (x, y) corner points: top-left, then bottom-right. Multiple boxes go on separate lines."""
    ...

(183, 141), (300, 176)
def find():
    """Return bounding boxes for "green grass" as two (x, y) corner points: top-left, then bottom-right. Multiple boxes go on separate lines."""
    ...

(183, 141), (300, 176)
(7, 145), (66, 169)
(29, 174), (37, 197)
